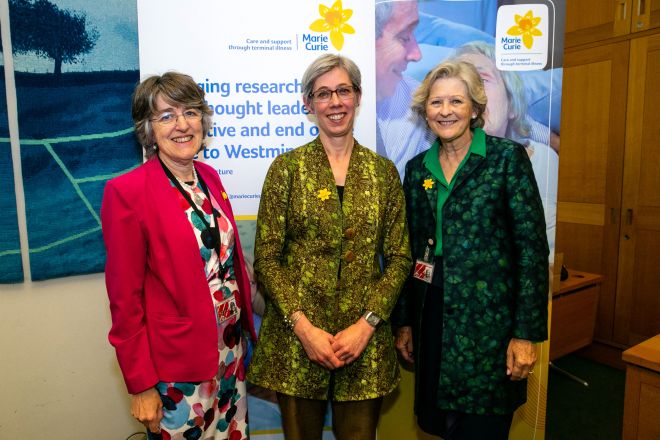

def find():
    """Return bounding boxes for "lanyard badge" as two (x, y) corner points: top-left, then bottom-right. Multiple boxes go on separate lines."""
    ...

(217, 295), (239, 324)
(413, 238), (435, 284)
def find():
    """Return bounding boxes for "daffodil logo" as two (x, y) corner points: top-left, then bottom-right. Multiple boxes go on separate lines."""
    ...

(309, 0), (355, 51)
(507, 10), (542, 49)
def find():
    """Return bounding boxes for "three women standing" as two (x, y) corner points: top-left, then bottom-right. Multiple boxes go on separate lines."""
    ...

(103, 53), (548, 440)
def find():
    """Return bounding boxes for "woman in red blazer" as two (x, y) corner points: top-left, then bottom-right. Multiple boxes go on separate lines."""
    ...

(101, 72), (256, 440)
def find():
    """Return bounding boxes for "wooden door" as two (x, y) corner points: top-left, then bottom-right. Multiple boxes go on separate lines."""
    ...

(565, 0), (632, 47)
(614, 33), (660, 345)
(555, 41), (629, 341)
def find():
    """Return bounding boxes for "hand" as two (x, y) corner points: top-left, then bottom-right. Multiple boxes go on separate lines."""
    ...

(294, 315), (345, 370)
(130, 387), (163, 433)
(395, 326), (414, 363)
(506, 338), (537, 381)
(332, 319), (376, 364)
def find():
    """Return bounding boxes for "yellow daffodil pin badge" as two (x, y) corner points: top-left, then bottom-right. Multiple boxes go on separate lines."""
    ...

(317, 188), (331, 201)
(423, 178), (434, 191)
(222, 191), (228, 200)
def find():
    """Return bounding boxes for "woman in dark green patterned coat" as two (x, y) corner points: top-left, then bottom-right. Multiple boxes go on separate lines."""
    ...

(247, 54), (411, 440)
(392, 61), (549, 439)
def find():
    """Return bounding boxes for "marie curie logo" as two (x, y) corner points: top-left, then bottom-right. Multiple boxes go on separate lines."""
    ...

(495, 5), (548, 71)
(305, 0), (355, 51)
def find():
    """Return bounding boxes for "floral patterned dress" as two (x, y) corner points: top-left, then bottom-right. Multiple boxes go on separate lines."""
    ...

(150, 176), (249, 440)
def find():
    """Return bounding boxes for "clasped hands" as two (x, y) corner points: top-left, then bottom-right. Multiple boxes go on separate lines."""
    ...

(294, 314), (375, 370)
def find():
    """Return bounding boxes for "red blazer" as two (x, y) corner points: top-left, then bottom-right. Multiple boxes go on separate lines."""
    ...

(101, 157), (257, 394)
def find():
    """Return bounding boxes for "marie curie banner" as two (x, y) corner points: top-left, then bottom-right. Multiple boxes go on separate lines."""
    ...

(496, 4), (550, 70)
(137, 0), (375, 217)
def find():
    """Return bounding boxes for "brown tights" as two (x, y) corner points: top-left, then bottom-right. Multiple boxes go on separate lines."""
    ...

(276, 393), (383, 440)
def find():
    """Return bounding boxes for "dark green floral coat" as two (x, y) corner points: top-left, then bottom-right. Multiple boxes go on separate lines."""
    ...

(248, 138), (412, 401)
(393, 134), (549, 415)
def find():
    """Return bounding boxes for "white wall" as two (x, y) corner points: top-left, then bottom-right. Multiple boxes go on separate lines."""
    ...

(0, 274), (144, 439)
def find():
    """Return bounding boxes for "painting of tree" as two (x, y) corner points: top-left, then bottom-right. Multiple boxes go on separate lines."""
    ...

(8, 0), (99, 75)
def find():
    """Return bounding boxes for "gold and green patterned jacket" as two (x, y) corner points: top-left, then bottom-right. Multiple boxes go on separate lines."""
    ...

(247, 137), (412, 401)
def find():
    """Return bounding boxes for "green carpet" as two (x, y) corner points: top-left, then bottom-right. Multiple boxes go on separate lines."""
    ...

(546, 354), (626, 439)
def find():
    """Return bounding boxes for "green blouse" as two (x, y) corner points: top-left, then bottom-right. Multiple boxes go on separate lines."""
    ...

(423, 128), (486, 256)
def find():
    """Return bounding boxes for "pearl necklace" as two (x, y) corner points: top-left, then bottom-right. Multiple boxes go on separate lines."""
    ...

(176, 167), (204, 206)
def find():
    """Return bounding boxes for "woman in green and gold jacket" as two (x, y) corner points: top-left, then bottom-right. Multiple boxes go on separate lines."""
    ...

(392, 61), (549, 439)
(247, 54), (411, 440)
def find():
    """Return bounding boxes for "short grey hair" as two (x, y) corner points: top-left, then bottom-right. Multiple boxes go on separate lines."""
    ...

(411, 60), (487, 129)
(301, 54), (361, 104)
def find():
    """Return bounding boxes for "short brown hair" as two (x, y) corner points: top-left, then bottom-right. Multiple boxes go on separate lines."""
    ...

(132, 71), (213, 158)
(411, 60), (487, 130)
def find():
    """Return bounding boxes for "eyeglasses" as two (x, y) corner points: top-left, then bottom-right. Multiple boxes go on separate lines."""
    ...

(151, 109), (202, 126)
(309, 86), (357, 103)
